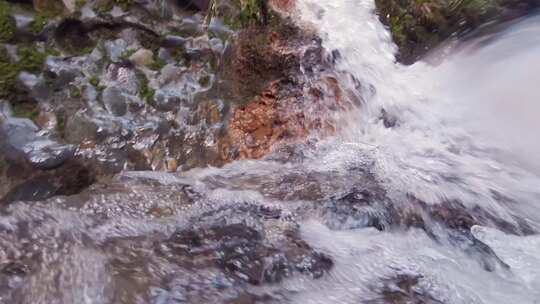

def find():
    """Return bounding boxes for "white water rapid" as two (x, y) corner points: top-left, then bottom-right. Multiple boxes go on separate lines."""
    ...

(276, 0), (540, 302)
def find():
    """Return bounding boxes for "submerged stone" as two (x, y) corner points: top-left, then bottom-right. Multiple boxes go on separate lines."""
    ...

(102, 86), (128, 116)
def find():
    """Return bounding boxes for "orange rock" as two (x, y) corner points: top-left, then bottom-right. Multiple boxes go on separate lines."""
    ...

(166, 158), (177, 173)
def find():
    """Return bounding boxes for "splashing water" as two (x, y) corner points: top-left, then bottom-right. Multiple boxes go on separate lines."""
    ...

(280, 0), (540, 302)
(2, 0), (540, 303)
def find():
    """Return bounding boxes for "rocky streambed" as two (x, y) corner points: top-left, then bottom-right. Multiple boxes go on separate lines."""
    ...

(1, 0), (540, 303)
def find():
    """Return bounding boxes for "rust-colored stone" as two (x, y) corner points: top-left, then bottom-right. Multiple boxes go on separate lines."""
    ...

(270, 0), (295, 13)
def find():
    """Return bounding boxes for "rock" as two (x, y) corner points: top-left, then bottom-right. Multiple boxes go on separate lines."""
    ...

(152, 89), (183, 112)
(374, 0), (538, 64)
(16, 72), (51, 101)
(177, 0), (210, 11)
(370, 274), (444, 303)
(13, 12), (34, 29)
(104, 64), (140, 95)
(0, 158), (96, 204)
(129, 48), (154, 66)
(102, 86), (128, 116)
(104, 39), (128, 63)
(162, 35), (187, 48)
(64, 110), (99, 143)
(0, 117), (75, 170)
(33, 0), (66, 15)
(166, 157), (177, 172)
(43, 56), (82, 89)
(157, 48), (174, 64)
(322, 187), (395, 231)
(158, 219), (333, 285)
(61, 0), (76, 12)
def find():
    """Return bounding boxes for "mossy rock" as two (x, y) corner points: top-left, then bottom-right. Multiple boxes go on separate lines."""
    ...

(0, 46), (18, 98)
(93, 0), (133, 14)
(207, 0), (270, 29)
(0, 0), (16, 42)
(375, 0), (537, 63)
(33, 0), (66, 15)
(0, 45), (55, 98)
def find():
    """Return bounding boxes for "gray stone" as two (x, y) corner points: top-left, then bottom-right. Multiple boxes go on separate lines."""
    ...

(104, 64), (140, 95)
(64, 111), (99, 143)
(1, 117), (75, 170)
(102, 87), (128, 116)
(162, 35), (187, 48)
(176, 18), (203, 36)
(105, 39), (128, 62)
(16, 72), (51, 101)
(13, 13), (34, 29)
(157, 48), (174, 64)
(43, 57), (82, 89)
(153, 90), (183, 112)
(129, 48), (154, 66)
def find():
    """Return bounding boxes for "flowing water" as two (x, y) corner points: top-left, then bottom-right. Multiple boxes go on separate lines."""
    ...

(2, 0), (540, 303)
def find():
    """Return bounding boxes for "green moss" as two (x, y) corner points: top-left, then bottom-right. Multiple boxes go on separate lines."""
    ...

(94, 0), (114, 14)
(11, 103), (39, 120)
(198, 75), (210, 87)
(89, 76), (105, 94)
(75, 0), (87, 11)
(120, 48), (136, 61)
(238, 0), (260, 26)
(16, 47), (50, 73)
(0, 46), (18, 98)
(169, 46), (187, 66)
(70, 86), (82, 98)
(94, 0), (133, 14)
(0, 46), (57, 98)
(137, 72), (154, 102)
(0, 0), (16, 42)
(148, 55), (166, 71)
(114, 0), (133, 11)
(30, 14), (51, 34)
(89, 76), (100, 87)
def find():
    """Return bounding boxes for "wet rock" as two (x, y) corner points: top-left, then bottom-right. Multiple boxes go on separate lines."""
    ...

(102, 86), (128, 116)
(177, 0), (210, 11)
(43, 56), (82, 89)
(33, 0), (66, 15)
(64, 110), (99, 143)
(16, 72), (51, 101)
(105, 39), (128, 62)
(0, 117), (97, 204)
(54, 18), (95, 54)
(129, 48), (154, 66)
(175, 17), (203, 36)
(0, 158), (96, 204)
(158, 219), (333, 285)
(153, 89), (183, 112)
(104, 63), (140, 95)
(322, 187), (395, 231)
(368, 274), (444, 304)
(157, 47), (174, 64)
(166, 158), (177, 172)
(375, 0), (539, 64)
(162, 35), (187, 48)
(380, 108), (398, 128)
(1, 116), (75, 169)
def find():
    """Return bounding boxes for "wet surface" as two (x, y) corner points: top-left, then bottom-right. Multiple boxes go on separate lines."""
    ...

(2, 0), (540, 303)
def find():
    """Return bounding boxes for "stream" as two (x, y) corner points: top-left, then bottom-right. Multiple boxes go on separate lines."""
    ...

(1, 0), (540, 303)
